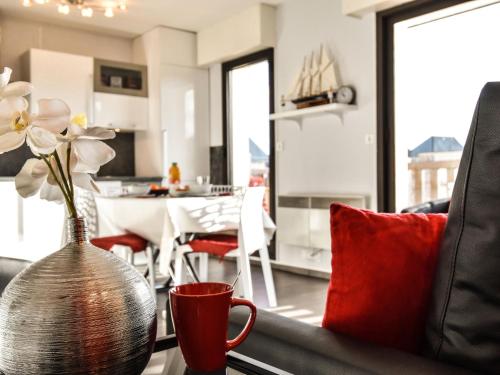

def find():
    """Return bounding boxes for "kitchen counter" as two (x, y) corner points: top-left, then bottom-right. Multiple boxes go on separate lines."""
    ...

(94, 176), (163, 183)
(1, 176), (164, 183)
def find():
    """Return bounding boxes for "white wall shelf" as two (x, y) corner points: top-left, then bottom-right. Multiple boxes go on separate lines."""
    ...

(270, 103), (356, 129)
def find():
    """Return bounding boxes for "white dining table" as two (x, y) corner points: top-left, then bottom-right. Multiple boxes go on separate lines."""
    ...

(94, 195), (276, 276)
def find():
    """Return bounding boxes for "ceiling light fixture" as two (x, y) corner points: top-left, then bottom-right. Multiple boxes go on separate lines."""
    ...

(21, 0), (127, 19)
(57, 3), (70, 14)
(81, 7), (94, 18)
(104, 7), (113, 18)
(81, 6), (93, 17)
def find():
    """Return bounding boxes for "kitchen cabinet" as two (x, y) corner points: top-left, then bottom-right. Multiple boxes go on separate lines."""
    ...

(160, 65), (210, 181)
(94, 58), (148, 97)
(23, 49), (93, 116)
(23, 49), (149, 131)
(93, 92), (148, 130)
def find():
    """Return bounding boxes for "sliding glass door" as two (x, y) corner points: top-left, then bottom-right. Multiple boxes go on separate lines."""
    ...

(222, 49), (275, 256)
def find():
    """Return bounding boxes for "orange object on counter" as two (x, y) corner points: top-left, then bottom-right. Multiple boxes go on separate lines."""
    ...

(169, 162), (181, 184)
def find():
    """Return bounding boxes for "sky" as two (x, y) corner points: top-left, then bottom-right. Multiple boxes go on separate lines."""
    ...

(231, 61), (270, 155)
(229, 60), (270, 185)
(395, 1), (500, 150)
(393, 1), (500, 209)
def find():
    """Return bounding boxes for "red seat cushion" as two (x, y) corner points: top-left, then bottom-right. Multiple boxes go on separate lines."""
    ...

(322, 203), (447, 354)
(188, 235), (238, 257)
(91, 233), (148, 253)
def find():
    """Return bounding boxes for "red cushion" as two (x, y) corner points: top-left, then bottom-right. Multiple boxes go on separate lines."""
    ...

(91, 233), (148, 253)
(188, 235), (238, 257)
(322, 203), (447, 354)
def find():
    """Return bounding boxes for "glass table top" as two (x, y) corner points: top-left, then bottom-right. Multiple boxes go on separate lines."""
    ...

(145, 336), (292, 375)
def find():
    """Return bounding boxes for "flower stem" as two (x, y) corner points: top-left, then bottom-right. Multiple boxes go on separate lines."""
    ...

(53, 150), (71, 196)
(41, 154), (77, 218)
(66, 142), (74, 201)
(53, 149), (76, 213)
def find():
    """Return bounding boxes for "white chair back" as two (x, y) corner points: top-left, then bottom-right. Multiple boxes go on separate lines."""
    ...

(166, 195), (241, 234)
(239, 186), (266, 254)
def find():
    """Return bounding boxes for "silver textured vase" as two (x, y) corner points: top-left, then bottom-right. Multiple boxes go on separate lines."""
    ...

(0, 217), (157, 375)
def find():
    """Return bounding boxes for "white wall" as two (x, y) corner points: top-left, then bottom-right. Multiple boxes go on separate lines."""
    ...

(275, 0), (377, 208)
(197, 4), (276, 66)
(343, 0), (412, 17)
(209, 0), (377, 208)
(0, 14), (133, 81)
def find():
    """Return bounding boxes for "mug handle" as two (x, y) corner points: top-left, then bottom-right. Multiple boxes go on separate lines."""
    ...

(226, 297), (257, 352)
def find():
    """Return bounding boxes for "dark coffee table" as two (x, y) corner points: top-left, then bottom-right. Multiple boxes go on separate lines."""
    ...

(150, 335), (292, 375)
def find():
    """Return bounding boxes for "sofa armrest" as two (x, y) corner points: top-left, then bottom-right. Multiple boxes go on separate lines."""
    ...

(401, 198), (450, 213)
(0, 257), (31, 294)
(229, 308), (476, 375)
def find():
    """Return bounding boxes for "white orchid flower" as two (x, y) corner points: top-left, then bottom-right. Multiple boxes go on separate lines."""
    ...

(15, 156), (98, 203)
(0, 98), (70, 155)
(1, 67), (118, 218)
(15, 143), (109, 203)
(15, 115), (116, 203)
(64, 114), (116, 174)
(0, 67), (33, 99)
(32, 98), (72, 134)
(14, 156), (69, 203)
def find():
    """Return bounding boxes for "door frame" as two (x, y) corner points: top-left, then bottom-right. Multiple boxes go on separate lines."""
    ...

(221, 48), (276, 257)
(376, 0), (469, 212)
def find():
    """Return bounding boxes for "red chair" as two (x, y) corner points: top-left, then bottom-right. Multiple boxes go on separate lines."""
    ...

(188, 234), (239, 257)
(73, 189), (158, 296)
(91, 233), (157, 296)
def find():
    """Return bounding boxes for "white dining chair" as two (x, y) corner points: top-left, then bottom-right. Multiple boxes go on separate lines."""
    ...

(173, 187), (277, 307)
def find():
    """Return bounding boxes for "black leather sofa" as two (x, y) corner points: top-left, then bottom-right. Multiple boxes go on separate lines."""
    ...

(230, 84), (500, 375)
(0, 257), (30, 294)
(401, 198), (450, 214)
(229, 308), (474, 374)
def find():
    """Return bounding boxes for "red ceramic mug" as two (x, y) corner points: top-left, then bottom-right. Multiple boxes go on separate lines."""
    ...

(169, 282), (257, 372)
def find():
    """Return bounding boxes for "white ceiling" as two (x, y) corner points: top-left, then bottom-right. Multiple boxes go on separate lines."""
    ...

(0, 0), (283, 37)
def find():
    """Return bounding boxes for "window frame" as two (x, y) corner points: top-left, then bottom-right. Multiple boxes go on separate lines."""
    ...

(221, 48), (276, 257)
(376, 0), (468, 212)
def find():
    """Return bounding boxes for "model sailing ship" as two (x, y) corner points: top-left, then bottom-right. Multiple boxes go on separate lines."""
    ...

(283, 45), (353, 109)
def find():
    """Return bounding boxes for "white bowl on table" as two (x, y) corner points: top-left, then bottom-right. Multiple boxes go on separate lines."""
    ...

(189, 184), (213, 196)
(126, 184), (151, 196)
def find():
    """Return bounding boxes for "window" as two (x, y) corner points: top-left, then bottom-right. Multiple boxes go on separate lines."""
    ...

(377, 0), (499, 211)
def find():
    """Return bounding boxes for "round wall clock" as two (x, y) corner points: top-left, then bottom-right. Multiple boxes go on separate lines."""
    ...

(336, 86), (355, 104)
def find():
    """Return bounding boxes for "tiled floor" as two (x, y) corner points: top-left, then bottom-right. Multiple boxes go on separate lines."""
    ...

(144, 257), (329, 374)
